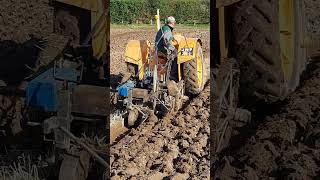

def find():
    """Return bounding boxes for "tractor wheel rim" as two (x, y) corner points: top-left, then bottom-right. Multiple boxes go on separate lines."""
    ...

(196, 44), (204, 89)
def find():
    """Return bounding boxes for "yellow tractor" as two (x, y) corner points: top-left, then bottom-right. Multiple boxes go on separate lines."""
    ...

(213, 0), (318, 155)
(114, 10), (207, 127)
(124, 35), (204, 94)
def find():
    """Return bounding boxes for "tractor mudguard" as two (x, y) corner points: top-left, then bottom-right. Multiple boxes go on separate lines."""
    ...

(124, 40), (150, 80)
(174, 35), (202, 64)
(173, 36), (203, 82)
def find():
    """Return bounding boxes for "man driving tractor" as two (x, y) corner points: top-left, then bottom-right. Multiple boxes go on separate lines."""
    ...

(155, 16), (178, 82)
(155, 16), (179, 95)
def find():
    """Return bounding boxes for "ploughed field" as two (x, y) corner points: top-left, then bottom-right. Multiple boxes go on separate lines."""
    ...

(110, 26), (210, 179)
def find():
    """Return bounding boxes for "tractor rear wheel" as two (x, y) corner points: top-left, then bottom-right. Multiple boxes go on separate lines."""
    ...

(120, 63), (138, 84)
(127, 63), (138, 76)
(183, 42), (205, 95)
(232, 0), (306, 104)
(55, 10), (80, 46)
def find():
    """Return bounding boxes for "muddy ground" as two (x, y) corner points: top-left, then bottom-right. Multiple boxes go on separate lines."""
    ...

(111, 84), (210, 179)
(0, 0), (53, 43)
(214, 61), (320, 179)
(304, 0), (320, 38)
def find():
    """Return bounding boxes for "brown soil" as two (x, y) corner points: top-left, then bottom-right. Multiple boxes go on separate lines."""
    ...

(110, 120), (128, 143)
(110, 84), (210, 179)
(214, 62), (320, 179)
(0, 0), (53, 43)
(304, 0), (320, 38)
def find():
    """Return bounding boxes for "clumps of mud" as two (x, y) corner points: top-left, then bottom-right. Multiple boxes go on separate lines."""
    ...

(0, 0), (53, 43)
(110, 85), (210, 179)
(304, 0), (320, 38)
(215, 63), (320, 179)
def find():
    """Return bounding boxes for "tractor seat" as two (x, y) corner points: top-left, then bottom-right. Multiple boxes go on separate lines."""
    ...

(157, 51), (168, 65)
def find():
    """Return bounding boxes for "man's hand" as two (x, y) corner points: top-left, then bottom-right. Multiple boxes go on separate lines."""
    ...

(172, 39), (178, 46)
(168, 45), (178, 57)
(167, 48), (178, 60)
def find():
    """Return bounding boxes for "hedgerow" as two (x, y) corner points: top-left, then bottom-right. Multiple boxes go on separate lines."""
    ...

(110, 0), (210, 24)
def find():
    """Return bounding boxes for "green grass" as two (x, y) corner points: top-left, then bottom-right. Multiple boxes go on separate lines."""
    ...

(111, 23), (210, 30)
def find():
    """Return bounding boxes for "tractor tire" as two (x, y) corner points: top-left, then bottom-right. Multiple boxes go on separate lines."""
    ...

(232, 0), (306, 104)
(183, 42), (205, 95)
(127, 63), (138, 77)
(54, 10), (80, 46)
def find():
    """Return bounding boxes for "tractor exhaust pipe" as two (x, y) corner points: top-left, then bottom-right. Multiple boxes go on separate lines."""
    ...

(155, 9), (160, 31)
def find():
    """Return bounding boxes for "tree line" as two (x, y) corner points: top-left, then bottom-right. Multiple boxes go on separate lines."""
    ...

(110, 0), (210, 24)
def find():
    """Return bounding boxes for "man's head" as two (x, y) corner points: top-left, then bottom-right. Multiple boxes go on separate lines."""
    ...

(165, 16), (176, 28)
